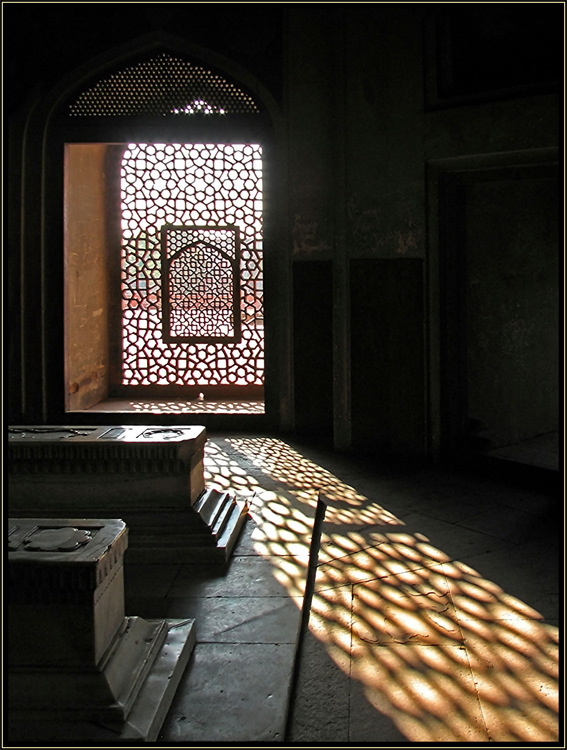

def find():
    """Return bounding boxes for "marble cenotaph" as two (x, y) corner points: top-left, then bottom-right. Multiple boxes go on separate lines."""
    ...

(8, 425), (248, 562)
(8, 517), (196, 742)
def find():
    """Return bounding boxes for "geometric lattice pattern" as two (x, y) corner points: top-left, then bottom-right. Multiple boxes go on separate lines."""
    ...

(121, 143), (263, 386)
(69, 53), (260, 116)
(161, 226), (241, 343)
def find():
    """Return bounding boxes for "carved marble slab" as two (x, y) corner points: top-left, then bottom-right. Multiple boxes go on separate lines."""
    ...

(8, 518), (127, 564)
(8, 425), (206, 476)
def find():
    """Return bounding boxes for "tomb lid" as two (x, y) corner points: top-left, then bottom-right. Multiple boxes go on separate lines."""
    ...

(8, 518), (128, 590)
(8, 425), (206, 445)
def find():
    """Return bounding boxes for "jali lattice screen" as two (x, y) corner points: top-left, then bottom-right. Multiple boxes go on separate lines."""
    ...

(161, 225), (241, 343)
(69, 53), (260, 116)
(121, 143), (263, 386)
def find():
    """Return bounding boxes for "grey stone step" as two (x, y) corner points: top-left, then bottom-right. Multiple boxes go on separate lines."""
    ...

(11, 490), (249, 563)
(125, 500), (249, 563)
(211, 495), (237, 541)
(194, 488), (233, 529)
(214, 499), (249, 560)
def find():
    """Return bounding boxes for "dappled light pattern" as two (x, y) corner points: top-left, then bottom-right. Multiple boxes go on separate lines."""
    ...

(86, 399), (264, 414)
(203, 437), (559, 742)
(226, 437), (403, 526)
(128, 399), (264, 413)
(312, 535), (558, 742)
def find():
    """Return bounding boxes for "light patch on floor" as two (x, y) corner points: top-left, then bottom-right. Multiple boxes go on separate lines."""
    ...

(123, 434), (559, 743)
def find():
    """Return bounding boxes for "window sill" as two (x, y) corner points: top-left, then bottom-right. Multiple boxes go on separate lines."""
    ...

(71, 398), (265, 415)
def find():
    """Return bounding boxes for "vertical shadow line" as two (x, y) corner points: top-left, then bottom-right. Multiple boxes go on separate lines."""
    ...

(283, 492), (327, 741)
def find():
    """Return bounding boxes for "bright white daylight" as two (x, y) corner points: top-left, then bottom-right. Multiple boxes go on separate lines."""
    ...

(120, 142), (264, 387)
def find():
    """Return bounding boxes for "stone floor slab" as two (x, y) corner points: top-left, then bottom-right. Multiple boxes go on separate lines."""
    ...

(485, 431), (559, 472)
(167, 556), (296, 598)
(158, 642), (295, 742)
(348, 678), (412, 743)
(288, 630), (351, 743)
(316, 535), (453, 591)
(127, 595), (302, 644)
(229, 516), (268, 556)
(350, 640), (490, 742)
(470, 654), (559, 742)
(408, 494), (494, 525)
(123, 563), (182, 598)
(455, 548), (559, 622)
(393, 512), (513, 561)
(352, 573), (464, 647)
(114, 435), (558, 744)
(455, 504), (545, 544)
(308, 586), (354, 653)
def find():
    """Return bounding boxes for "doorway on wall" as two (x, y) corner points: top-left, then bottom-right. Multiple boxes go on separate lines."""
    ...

(61, 51), (273, 417)
(436, 154), (559, 471)
(64, 140), (265, 415)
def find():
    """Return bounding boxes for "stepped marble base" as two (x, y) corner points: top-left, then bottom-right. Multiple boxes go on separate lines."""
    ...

(8, 618), (196, 743)
(126, 489), (249, 563)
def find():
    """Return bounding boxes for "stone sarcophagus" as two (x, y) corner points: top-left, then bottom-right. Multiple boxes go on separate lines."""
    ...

(8, 518), (196, 742)
(8, 426), (247, 562)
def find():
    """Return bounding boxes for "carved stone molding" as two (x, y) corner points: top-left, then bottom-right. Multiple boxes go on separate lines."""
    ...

(24, 526), (92, 551)
(8, 518), (128, 604)
(8, 424), (205, 475)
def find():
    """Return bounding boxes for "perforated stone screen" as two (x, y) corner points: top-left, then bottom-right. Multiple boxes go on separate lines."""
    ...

(121, 143), (263, 387)
(161, 225), (241, 343)
(69, 53), (260, 116)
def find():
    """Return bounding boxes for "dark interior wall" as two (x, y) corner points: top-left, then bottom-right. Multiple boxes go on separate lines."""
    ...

(7, 5), (285, 115)
(286, 6), (428, 453)
(8, 115), (24, 423)
(422, 2), (561, 459)
(286, 8), (335, 262)
(465, 173), (559, 449)
(345, 7), (426, 456)
(285, 4), (560, 457)
(430, 4), (562, 101)
(293, 262), (333, 439)
(350, 260), (425, 456)
(345, 6), (424, 262)
(284, 8), (339, 443)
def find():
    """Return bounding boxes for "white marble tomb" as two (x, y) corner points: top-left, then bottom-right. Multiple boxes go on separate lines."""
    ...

(8, 425), (248, 562)
(8, 517), (196, 742)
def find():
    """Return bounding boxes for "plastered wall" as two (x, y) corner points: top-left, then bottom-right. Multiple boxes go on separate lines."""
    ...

(64, 144), (110, 411)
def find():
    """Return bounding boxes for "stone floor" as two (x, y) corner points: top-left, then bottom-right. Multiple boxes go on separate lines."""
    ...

(485, 430), (559, 471)
(124, 434), (560, 744)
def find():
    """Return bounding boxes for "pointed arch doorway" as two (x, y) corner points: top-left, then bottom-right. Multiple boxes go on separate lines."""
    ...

(50, 39), (287, 425)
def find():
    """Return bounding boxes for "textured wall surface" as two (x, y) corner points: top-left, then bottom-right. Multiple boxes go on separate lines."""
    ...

(465, 174), (559, 447)
(64, 144), (109, 411)
(350, 259), (425, 456)
(293, 261), (333, 438)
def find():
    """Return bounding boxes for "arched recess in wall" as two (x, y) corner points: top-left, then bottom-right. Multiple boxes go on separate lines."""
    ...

(18, 32), (290, 428)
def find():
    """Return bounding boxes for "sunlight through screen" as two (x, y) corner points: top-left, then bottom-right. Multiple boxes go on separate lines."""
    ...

(120, 143), (263, 387)
(203, 437), (559, 742)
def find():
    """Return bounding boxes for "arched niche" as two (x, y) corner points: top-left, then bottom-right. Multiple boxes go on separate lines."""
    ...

(14, 32), (291, 430)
